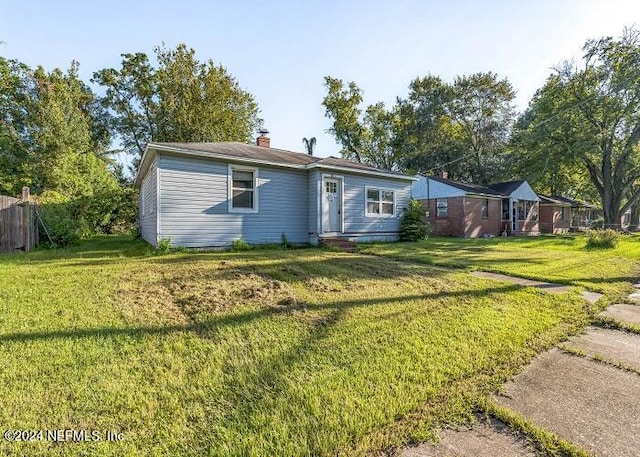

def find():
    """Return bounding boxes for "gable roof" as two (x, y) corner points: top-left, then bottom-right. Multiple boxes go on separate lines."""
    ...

(134, 142), (414, 186)
(488, 180), (526, 195)
(424, 175), (505, 197)
(547, 195), (599, 209)
(538, 195), (572, 206)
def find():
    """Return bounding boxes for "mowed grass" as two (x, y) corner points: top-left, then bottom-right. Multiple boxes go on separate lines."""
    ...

(0, 236), (595, 456)
(361, 235), (640, 303)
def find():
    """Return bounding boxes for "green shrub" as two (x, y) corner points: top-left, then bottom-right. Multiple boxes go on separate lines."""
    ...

(37, 191), (79, 247)
(155, 238), (172, 254)
(399, 199), (430, 242)
(585, 229), (620, 249)
(232, 239), (252, 251)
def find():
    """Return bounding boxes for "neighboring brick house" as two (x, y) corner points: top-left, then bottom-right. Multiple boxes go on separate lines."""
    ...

(538, 196), (571, 234)
(412, 176), (540, 237)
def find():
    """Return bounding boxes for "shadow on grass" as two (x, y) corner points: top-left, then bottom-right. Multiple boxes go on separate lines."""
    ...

(0, 284), (523, 344)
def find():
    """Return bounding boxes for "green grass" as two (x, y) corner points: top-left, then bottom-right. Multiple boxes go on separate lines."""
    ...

(360, 234), (640, 303)
(0, 236), (598, 455)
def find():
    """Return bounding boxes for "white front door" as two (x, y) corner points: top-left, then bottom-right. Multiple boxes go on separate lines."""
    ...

(322, 178), (341, 233)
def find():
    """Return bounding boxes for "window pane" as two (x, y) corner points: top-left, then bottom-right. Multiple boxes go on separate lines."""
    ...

(381, 190), (394, 202)
(232, 189), (253, 208)
(367, 202), (380, 214)
(382, 202), (394, 215)
(367, 188), (380, 201)
(232, 170), (254, 189)
(437, 199), (448, 217)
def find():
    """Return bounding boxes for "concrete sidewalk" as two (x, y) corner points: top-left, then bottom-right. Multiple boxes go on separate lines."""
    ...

(400, 274), (639, 457)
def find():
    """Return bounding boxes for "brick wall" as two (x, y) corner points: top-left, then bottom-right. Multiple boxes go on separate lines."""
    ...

(539, 205), (570, 234)
(464, 197), (502, 237)
(424, 197), (465, 237)
(423, 197), (503, 237)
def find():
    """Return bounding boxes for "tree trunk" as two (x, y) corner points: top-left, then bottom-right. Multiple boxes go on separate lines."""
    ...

(630, 203), (640, 232)
(603, 199), (622, 229)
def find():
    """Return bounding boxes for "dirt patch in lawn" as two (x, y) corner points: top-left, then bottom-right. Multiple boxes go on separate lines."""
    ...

(115, 262), (300, 326)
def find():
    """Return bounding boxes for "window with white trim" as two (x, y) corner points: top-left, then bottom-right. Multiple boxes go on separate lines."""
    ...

(366, 187), (395, 217)
(229, 166), (258, 212)
(436, 198), (448, 218)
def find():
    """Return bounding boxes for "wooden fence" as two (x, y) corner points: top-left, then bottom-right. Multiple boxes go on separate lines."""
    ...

(0, 187), (39, 253)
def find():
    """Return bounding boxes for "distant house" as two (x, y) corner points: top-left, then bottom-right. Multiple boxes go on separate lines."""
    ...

(412, 176), (540, 237)
(543, 196), (601, 230)
(538, 196), (572, 234)
(488, 180), (540, 235)
(133, 134), (414, 248)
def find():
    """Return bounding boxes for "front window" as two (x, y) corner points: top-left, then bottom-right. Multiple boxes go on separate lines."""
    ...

(229, 166), (258, 212)
(501, 198), (509, 220)
(366, 188), (395, 217)
(481, 199), (489, 219)
(518, 200), (538, 221)
(437, 199), (448, 218)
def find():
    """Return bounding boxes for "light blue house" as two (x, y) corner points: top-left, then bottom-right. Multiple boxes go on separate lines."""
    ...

(134, 135), (414, 247)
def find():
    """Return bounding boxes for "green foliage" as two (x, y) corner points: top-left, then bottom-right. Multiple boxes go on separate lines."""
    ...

(280, 232), (290, 250)
(322, 77), (406, 171)
(322, 72), (516, 182)
(0, 58), (116, 197)
(399, 72), (516, 183)
(585, 229), (621, 249)
(36, 187), (138, 247)
(93, 43), (262, 168)
(231, 239), (252, 251)
(511, 28), (640, 226)
(155, 237), (172, 254)
(399, 199), (430, 241)
(38, 191), (79, 247)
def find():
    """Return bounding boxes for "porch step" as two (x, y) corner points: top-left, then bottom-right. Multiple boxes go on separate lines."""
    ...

(319, 237), (357, 252)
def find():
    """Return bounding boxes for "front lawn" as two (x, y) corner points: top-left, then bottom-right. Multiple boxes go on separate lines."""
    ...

(0, 236), (594, 456)
(360, 235), (640, 303)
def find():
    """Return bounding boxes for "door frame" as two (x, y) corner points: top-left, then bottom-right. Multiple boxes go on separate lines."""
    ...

(321, 174), (344, 234)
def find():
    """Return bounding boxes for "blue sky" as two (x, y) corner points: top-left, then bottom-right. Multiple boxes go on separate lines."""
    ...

(1, 0), (638, 161)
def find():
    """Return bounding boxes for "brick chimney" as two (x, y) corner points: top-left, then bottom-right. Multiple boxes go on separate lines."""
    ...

(256, 129), (270, 148)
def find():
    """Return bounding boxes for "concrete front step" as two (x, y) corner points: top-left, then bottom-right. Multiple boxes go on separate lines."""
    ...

(600, 304), (640, 327)
(399, 417), (537, 457)
(318, 237), (357, 252)
(562, 326), (640, 372)
(494, 348), (640, 457)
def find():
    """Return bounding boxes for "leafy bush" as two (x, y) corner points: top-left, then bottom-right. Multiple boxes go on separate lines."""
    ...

(37, 191), (79, 247)
(35, 186), (138, 247)
(155, 238), (172, 254)
(232, 239), (252, 251)
(399, 199), (430, 242)
(585, 229), (620, 249)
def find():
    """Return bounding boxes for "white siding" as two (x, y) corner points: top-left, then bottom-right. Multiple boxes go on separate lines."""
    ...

(139, 159), (158, 246)
(509, 182), (540, 201)
(412, 176), (466, 199)
(157, 154), (309, 247)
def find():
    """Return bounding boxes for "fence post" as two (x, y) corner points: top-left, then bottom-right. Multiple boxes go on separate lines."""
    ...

(22, 187), (30, 252)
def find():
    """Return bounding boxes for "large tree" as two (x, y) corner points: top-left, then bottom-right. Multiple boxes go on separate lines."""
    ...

(93, 44), (262, 167)
(322, 76), (405, 171)
(514, 28), (640, 227)
(323, 73), (516, 181)
(0, 57), (116, 196)
(398, 72), (515, 183)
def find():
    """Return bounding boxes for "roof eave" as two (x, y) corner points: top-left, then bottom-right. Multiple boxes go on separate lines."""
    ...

(310, 163), (416, 180)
